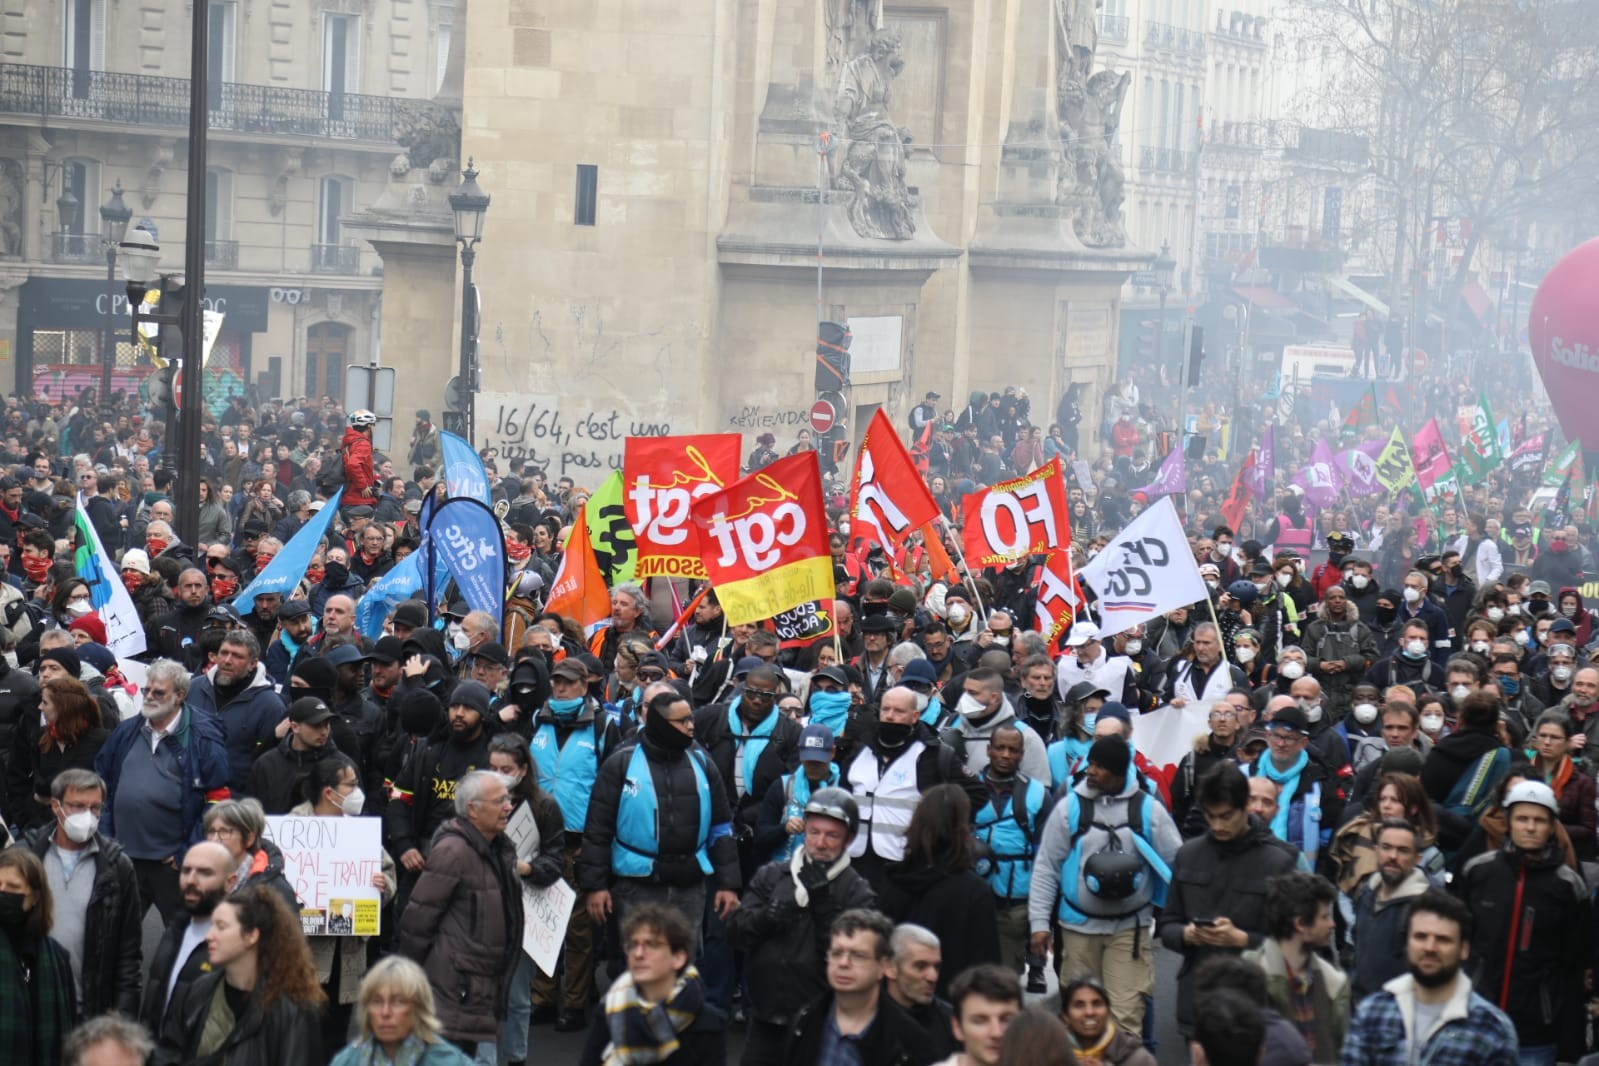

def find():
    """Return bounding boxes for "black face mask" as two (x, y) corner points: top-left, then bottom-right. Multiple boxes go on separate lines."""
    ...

(0, 890), (27, 930)
(323, 562), (350, 587)
(644, 707), (694, 753)
(876, 720), (913, 748)
(1375, 604), (1398, 625)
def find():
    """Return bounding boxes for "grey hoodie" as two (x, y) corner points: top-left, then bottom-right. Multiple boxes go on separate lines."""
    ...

(951, 696), (1051, 785)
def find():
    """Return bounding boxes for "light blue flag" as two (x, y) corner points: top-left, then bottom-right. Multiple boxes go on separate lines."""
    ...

(429, 497), (505, 632)
(233, 501), (340, 615)
(356, 549), (426, 640)
(440, 431), (491, 507)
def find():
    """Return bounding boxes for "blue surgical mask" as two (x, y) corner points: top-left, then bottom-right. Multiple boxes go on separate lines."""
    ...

(808, 691), (852, 732)
(1497, 675), (1520, 695)
(1082, 713), (1097, 732)
(548, 696), (584, 720)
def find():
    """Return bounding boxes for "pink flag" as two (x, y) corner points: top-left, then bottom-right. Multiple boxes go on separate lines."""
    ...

(1134, 446), (1187, 499)
(1410, 419), (1453, 491)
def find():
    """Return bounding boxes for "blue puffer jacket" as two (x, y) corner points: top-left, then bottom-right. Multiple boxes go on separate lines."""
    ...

(187, 663), (288, 794)
(95, 705), (232, 856)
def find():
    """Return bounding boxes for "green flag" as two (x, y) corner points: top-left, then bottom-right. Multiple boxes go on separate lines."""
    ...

(1455, 393), (1502, 486)
(584, 470), (638, 586)
(1542, 440), (1583, 488)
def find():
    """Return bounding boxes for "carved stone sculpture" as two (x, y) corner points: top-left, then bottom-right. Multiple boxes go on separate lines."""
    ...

(391, 101), (462, 174)
(1054, 38), (1130, 246)
(832, 30), (917, 241)
(0, 160), (19, 256)
(1056, 0), (1101, 82)
(826, 0), (885, 78)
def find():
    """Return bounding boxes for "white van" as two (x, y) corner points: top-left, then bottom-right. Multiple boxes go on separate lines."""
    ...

(1278, 344), (1356, 392)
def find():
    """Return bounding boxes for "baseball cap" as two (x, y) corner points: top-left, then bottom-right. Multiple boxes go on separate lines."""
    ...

(288, 697), (335, 726)
(369, 636), (405, 664)
(798, 724), (836, 762)
(1267, 705), (1310, 734)
(472, 641), (511, 667)
(1065, 621), (1101, 648)
(277, 599), (312, 620)
(324, 644), (369, 668)
(900, 659), (938, 689)
(392, 601), (429, 629)
(733, 655), (766, 680)
(550, 659), (588, 683)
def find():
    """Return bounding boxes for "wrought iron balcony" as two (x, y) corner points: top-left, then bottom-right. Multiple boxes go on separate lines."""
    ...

(311, 243), (361, 275)
(0, 62), (403, 142)
(51, 231), (104, 264)
(205, 240), (239, 270)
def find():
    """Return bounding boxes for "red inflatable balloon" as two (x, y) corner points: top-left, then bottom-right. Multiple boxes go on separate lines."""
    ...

(1530, 238), (1599, 451)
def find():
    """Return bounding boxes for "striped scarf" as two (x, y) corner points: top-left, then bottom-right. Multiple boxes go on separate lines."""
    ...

(602, 965), (704, 1065)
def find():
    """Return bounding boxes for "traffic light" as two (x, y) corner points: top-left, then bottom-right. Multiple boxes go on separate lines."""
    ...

(1137, 319), (1159, 361)
(1187, 326), (1205, 387)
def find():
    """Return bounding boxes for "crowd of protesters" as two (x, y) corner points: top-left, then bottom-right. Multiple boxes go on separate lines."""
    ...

(0, 344), (1590, 1066)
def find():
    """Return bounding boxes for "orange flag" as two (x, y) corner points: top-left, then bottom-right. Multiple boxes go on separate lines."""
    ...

(545, 506), (612, 630)
(920, 521), (959, 585)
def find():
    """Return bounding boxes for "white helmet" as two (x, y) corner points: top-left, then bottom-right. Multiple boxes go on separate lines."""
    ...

(1503, 779), (1559, 816)
(349, 409), (378, 427)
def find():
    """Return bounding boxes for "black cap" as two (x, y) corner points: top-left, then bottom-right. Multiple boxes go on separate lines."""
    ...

(550, 659), (587, 683)
(392, 601), (428, 629)
(1268, 705), (1310, 734)
(288, 697), (335, 726)
(450, 680), (492, 715)
(369, 635), (405, 664)
(472, 641), (511, 667)
(278, 599), (312, 620)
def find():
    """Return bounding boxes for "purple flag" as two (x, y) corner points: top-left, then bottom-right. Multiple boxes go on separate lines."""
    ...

(1134, 446), (1186, 499)
(1250, 424), (1275, 498)
(1334, 441), (1385, 498)
(1292, 439), (1342, 508)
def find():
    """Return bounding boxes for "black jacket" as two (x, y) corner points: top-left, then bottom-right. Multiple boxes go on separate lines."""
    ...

(578, 737), (740, 893)
(779, 990), (938, 1066)
(23, 826), (143, 1017)
(693, 701), (801, 838)
(727, 857), (877, 1026)
(152, 969), (323, 1066)
(879, 862), (1001, 1000)
(141, 914), (213, 1033)
(0, 657), (39, 777)
(383, 728), (492, 858)
(245, 737), (344, 815)
(1418, 728), (1502, 809)
(1171, 734), (1238, 838)
(1156, 817), (1301, 1033)
(1456, 841), (1593, 1047)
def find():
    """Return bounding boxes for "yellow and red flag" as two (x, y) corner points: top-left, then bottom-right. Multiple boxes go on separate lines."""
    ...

(623, 434), (742, 580)
(691, 452), (835, 626)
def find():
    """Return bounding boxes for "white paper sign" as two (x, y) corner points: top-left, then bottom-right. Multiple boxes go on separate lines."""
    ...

(262, 815), (384, 936)
(1072, 460), (1096, 495)
(505, 802), (541, 864)
(523, 879), (578, 976)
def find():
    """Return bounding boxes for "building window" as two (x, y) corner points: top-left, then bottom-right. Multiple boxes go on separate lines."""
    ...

(318, 175), (353, 245)
(434, 22), (452, 94)
(205, 168), (233, 241)
(575, 164), (598, 226)
(323, 14), (361, 95)
(58, 160), (96, 234)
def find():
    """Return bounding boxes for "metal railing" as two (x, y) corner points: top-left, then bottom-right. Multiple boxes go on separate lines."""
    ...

(1139, 147), (1193, 174)
(311, 243), (361, 274)
(0, 62), (403, 142)
(51, 232), (104, 263)
(1099, 13), (1129, 40)
(204, 240), (239, 270)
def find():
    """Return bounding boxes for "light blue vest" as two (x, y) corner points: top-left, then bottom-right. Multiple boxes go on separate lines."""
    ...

(530, 716), (603, 832)
(613, 744), (714, 878)
(973, 777), (1045, 901)
(1056, 789), (1172, 923)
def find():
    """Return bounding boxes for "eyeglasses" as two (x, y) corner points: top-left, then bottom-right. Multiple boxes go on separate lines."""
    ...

(60, 800), (103, 816)
(638, 670), (666, 682)
(827, 948), (876, 965)
(742, 687), (778, 702)
(627, 937), (669, 955)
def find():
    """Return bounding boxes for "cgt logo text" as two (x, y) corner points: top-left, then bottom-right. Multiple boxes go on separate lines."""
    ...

(1547, 337), (1599, 372)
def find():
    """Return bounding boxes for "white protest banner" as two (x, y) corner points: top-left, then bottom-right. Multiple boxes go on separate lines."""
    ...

(1072, 460), (1096, 495)
(523, 879), (578, 976)
(262, 815), (384, 936)
(1130, 703), (1212, 807)
(1077, 496), (1207, 639)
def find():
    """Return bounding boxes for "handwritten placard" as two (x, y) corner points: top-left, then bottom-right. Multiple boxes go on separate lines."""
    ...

(523, 879), (578, 976)
(262, 815), (384, 936)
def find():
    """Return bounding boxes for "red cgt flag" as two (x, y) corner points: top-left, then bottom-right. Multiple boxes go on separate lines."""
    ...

(1033, 549), (1083, 649)
(961, 457), (1072, 568)
(623, 434), (743, 580)
(850, 409), (941, 551)
(691, 452), (835, 626)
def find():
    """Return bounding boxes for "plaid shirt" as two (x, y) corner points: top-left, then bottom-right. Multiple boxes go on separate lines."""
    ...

(1341, 974), (1519, 1066)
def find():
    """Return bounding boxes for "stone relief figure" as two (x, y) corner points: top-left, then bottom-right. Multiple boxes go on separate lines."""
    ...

(1056, 63), (1130, 247)
(390, 101), (461, 175)
(0, 160), (20, 256)
(833, 30), (917, 240)
(1056, 0), (1101, 82)
(826, 0), (885, 76)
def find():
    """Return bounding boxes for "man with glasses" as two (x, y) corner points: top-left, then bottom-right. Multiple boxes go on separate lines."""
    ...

(782, 908), (936, 1066)
(581, 687), (741, 971)
(693, 663), (802, 1013)
(1239, 705), (1341, 868)
(20, 768), (143, 1017)
(1170, 690), (1250, 838)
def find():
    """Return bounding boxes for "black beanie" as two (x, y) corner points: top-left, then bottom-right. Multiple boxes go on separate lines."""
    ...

(1088, 736), (1132, 778)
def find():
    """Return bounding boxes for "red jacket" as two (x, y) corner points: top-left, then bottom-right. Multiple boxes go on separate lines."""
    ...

(340, 427), (377, 506)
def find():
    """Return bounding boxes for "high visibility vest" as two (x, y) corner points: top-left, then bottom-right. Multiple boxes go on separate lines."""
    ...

(847, 741), (925, 861)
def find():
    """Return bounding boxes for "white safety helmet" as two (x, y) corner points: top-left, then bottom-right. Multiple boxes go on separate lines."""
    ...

(1502, 779), (1559, 816)
(349, 409), (378, 428)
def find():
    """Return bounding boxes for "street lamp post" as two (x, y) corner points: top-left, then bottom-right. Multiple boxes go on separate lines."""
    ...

(448, 159), (490, 446)
(98, 182), (132, 404)
(119, 226), (182, 477)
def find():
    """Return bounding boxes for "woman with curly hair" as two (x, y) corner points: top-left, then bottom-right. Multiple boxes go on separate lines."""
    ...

(153, 883), (325, 1064)
(1327, 771), (1445, 896)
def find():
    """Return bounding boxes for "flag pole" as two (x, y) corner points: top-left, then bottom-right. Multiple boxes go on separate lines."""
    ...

(939, 515), (988, 620)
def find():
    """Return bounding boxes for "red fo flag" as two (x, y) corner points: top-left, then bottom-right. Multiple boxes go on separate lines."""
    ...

(1033, 549), (1083, 648)
(1220, 450), (1256, 532)
(850, 409), (940, 551)
(960, 457), (1072, 568)
(691, 452), (835, 626)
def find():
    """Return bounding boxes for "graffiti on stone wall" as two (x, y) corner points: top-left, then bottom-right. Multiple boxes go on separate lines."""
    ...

(726, 405), (811, 431)
(479, 392), (672, 479)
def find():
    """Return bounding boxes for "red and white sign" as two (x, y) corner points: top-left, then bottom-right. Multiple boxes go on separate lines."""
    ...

(623, 434), (742, 579)
(809, 400), (836, 435)
(960, 457), (1071, 568)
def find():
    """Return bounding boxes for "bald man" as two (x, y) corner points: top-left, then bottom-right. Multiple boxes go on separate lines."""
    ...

(140, 841), (239, 1031)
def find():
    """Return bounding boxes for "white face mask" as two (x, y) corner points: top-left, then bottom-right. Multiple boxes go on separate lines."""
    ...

(1352, 702), (1378, 724)
(1508, 603), (1522, 615)
(62, 809), (97, 843)
(1276, 572), (1293, 588)
(1216, 543), (1233, 557)
(1349, 574), (1370, 590)
(1469, 640), (1489, 654)
(1124, 639), (1143, 656)
(1235, 646), (1257, 664)
(947, 604), (968, 626)
(1486, 607), (1505, 622)
(1554, 665), (1574, 683)
(1420, 713), (1445, 734)
(1514, 631), (1532, 647)
(337, 787), (366, 817)
(1404, 639), (1428, 658)
(1450, 684), (1471, 703)
(1301, 700), (1323, 723)
(956, 692), (988, 719)
(65, 600), (92, 617)
(1206, 580), (1219, 591)
(1402, 587), (1422, 604)
(1279, 660), (1304, 680)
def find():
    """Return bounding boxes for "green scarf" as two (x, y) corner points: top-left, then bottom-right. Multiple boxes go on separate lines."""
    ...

(0, 929), (75, 1063)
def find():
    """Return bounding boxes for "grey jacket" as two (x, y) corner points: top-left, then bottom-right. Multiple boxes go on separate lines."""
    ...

(947, 696), (1051, 785)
